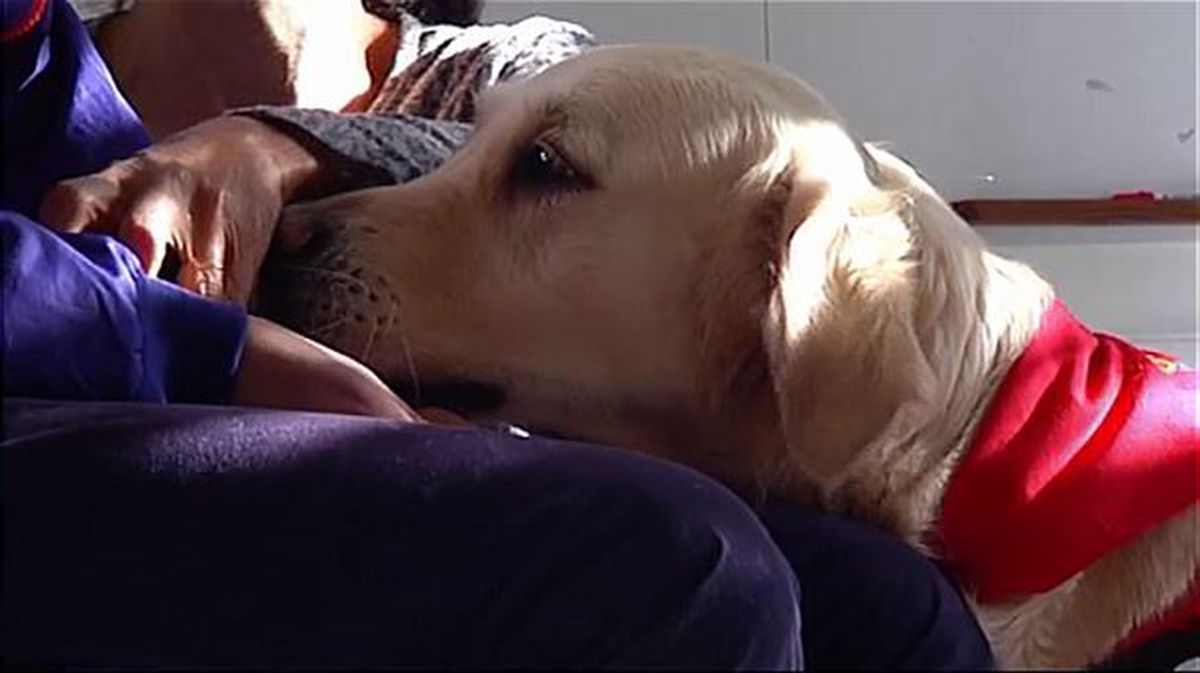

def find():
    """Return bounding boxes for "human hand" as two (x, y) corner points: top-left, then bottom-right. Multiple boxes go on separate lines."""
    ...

(39, 116), (322, 304)
(234, 317), (471, 425)
(234, 316), (420, 420)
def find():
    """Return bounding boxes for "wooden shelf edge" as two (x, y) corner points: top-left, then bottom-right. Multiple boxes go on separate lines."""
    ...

(950, 198), (1200, 225)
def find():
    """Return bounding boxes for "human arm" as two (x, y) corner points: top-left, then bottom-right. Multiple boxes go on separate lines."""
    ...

(2, 211), (421, 419)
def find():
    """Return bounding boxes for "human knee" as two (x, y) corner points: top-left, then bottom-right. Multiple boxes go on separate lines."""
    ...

(514, 443), (804, 668)
(761, 505), (993, 669)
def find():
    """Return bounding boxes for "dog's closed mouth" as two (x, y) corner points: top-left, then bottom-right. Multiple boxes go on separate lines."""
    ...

(389, 378), (508, 417)
(390, 379), (577, 441)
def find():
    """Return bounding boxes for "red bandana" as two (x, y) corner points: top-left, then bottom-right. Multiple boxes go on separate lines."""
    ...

(935, 300), (1198, 633)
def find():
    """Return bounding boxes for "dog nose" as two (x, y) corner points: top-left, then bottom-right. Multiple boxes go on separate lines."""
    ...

(275, 207), (319, 255)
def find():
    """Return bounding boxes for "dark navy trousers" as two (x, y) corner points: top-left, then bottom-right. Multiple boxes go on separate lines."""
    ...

(3, 398), (993, 669)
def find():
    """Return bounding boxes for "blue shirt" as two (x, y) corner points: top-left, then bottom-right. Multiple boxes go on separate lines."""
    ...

(2, 0), (247, 404)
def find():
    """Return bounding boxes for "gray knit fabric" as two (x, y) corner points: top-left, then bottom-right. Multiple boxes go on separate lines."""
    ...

(235, 108), (471, 190)
(67, 0), (133, 33)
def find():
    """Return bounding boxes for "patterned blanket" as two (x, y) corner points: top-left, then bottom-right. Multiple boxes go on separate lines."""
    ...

(366, 9), (594, 121)
(70, 0), (595, 123)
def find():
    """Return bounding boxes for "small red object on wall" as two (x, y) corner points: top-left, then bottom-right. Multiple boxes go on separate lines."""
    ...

(1110, 190), (1157, 201)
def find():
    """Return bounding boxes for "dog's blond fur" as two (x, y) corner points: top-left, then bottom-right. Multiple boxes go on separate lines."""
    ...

(274, 45), (1197, 668)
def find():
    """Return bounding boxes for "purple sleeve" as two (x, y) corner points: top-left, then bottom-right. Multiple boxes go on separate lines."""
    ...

(2, 0), (149, 217)
(2, 0), (244, 404)
(2, 212), (248, 403)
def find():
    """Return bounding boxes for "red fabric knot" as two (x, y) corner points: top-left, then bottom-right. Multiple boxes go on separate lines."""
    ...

(1, 0), (47, 43)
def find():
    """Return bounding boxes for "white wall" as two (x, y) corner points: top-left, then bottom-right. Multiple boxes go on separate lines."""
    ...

(488, 1), (1198, 201)
(767, 2), (1198, 201)
(979, 224), (1198, 366)
(482, 1), (1199, 364)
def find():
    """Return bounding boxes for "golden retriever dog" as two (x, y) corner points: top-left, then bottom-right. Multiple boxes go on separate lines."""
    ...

(257, 45), (1199, 669)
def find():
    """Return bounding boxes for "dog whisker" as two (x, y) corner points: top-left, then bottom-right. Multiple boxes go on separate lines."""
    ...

(389, 298), (422, 402)
(307, 316), (352, 337)
(359, 306), (384, 364)
(270, 262), (374, 293)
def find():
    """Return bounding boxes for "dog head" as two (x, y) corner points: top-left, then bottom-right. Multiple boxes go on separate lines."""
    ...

(261, 45), (1048, 513)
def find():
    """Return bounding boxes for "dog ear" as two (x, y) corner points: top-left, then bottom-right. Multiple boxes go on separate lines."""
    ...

(759, 152), (941, 498)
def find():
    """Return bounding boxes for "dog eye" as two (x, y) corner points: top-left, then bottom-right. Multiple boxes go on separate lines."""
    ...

(513, 140), (584, 191)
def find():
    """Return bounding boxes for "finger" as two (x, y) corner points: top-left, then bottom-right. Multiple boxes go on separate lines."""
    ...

(381, 397), (428, 424)
(121, 191), (184, 276)
(178, 253), (226, 299)
(38, 174), (125, 235)
(235, 316), (425, 420)
(339, 365), (427, 422)
(174, 183), (232, 298)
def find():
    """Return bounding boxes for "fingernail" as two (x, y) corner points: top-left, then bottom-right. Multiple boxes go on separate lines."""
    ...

(196, 277), (217, 297)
